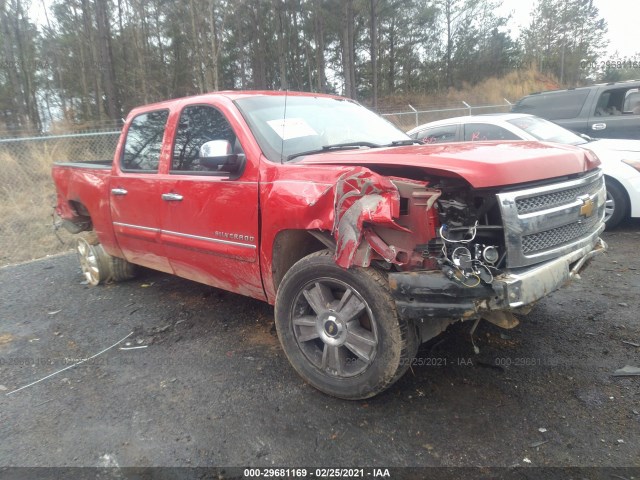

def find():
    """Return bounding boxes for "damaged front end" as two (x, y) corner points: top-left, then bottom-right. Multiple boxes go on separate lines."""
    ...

(330, 167), (607, 343)
(332, 168), (439, 269)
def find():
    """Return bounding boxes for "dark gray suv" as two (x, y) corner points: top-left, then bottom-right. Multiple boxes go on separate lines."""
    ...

(512, 80), (640, 140)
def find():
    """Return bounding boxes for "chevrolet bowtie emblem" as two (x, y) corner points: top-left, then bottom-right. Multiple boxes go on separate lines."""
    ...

(579, 196), (595, 218)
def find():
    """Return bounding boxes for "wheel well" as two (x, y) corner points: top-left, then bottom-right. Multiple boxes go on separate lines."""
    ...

(604, 175), (630, 216)
(61, 200), (92, 233)
(69, 200), (91, 217)
(271, 230), (331, 293)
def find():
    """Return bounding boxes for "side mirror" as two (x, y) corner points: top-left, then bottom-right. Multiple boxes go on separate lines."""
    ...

(199, 140), (243, 172)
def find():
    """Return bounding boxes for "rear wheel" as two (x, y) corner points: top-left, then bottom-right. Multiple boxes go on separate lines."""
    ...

(275, 250), (418, 400)
(604, 180), (627, 229)
(76, 237), (136, 286)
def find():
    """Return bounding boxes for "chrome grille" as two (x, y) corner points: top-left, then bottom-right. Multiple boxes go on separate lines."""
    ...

(497, 170), (605, 268)
(522, 213), (602, 254)
(516, 178), (602, 214)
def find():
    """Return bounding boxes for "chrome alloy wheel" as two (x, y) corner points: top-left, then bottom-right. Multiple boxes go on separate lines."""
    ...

(76, 238), (101, 286)
(604, 190), (615, 224)
(291, 278), (378, 378)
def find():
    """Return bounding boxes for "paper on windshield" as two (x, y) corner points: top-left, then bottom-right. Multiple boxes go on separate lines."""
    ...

(267, 118), (318, 140)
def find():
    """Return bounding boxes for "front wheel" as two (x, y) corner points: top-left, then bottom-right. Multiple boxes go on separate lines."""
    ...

(274, 251), (418, 400)
(604, 180), (628, 229)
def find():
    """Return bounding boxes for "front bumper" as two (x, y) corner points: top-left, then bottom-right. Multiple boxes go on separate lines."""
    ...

(388, 236), (607, 322)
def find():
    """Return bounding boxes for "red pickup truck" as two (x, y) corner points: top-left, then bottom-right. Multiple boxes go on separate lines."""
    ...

(53, 91), (607, 399)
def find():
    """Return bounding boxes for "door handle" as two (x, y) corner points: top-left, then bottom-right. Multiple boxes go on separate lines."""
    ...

(162, 193), (184, 201)
(111, 188), (128, 196)
(591, 123), (606, 131)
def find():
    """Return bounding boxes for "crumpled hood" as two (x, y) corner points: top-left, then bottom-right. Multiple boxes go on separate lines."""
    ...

(298, 141), (598, 188)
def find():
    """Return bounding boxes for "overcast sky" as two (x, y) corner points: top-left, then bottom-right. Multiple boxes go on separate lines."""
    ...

(499, 0), (638, 59)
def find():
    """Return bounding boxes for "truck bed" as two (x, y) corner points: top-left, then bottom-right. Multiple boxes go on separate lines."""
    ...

(52, 161), (118, 254)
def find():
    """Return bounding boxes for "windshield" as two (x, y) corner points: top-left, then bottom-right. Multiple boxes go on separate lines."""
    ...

(506, 116), (586, 146)
(234, 95), (410, 162)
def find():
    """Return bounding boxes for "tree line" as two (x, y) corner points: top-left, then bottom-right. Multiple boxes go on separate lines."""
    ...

(0, 0), (612, 134)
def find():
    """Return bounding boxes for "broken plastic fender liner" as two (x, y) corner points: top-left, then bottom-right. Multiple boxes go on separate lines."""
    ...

(334, 195), (386, 267)
(332, 168), (409, 268)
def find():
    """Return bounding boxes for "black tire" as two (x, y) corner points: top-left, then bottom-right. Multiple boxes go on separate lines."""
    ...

(109, 253), (137, 282)
(274, 250), (419, 400)
(76, 237), (137, 286)
(604, 179), (627, 229)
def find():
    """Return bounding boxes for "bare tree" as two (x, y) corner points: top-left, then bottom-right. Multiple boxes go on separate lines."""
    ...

(341, 0), (356, 98)
(95, 0), (120, 119)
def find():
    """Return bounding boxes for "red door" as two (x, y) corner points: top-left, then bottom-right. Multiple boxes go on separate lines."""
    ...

(159, 104), (264, 299)
(109, 109), (173, 273)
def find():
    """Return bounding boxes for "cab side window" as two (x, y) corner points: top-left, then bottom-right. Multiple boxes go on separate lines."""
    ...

(514, 90), (589, 120)
(623, 89), (640, 114)
(414, 125), (457, 144)
(463, 123), (520, 141)
(172, 105), (242, 173)
(122, 110), (169, 171)
(596, 87), (640, 116)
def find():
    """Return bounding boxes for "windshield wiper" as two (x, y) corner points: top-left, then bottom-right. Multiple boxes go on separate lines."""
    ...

(286, 141), (380, 161)
(387, 139), (418, 146)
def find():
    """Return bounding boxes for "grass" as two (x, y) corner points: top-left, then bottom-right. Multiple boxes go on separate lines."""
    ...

(0, 141), (101, 267)
(378, 67), (561, 130)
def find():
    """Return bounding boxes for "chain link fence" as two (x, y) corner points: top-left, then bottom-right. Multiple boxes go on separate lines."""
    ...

(0, 131), (120, 266)
(0, 100), (512, 266)
(380, 99), (514, 131)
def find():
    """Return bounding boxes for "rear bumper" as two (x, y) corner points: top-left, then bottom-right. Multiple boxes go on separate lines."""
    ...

(388, 236), (607, 321)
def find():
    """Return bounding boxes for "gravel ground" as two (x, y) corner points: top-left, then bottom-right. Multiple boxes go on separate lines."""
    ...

(0, 221), (639, 474)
